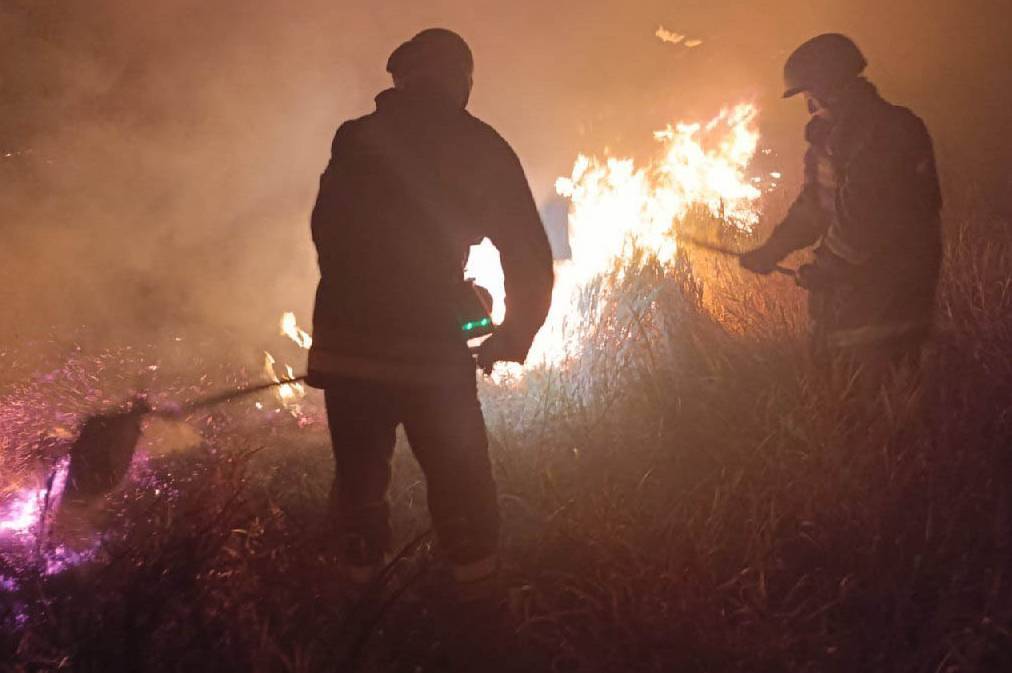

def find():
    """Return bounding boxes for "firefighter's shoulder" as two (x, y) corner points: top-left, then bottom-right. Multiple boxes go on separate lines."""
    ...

(460, 112), (523, 164)
(875, 104), (933, 151)
(327, 116), (372, 155)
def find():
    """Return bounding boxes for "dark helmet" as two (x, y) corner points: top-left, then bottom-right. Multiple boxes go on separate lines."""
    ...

(386, 28), (474, 82)
(783, 33), (867, 98)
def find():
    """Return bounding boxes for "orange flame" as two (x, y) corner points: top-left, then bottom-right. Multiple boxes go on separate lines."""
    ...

(467, 103), (765, 371)
(280, 311), (313, 349)
(264, 312), (311, 411)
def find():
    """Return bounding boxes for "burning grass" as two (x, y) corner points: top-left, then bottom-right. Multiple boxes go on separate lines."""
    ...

(2, 207), (1011, 671)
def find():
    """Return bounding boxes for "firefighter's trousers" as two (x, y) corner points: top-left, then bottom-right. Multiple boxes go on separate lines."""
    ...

(323, 376), (500, 570)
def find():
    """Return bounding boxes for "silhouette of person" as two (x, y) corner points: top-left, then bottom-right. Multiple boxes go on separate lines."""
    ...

(307, 28), (553, 596)
(742, 34), (942, 390)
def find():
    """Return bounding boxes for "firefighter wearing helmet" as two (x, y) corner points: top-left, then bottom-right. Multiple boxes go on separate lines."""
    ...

(306, 27), (553, 655)
(741, 34), (942, 387)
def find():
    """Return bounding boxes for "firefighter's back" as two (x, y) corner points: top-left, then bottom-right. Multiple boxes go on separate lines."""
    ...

(310, 88), (508, 368)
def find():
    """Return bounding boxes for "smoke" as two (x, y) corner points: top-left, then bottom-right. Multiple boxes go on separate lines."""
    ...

(1, 0), (1008, 362)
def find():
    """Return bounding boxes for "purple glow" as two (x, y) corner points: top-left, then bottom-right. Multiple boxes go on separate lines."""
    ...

(0, 458), (68, 537)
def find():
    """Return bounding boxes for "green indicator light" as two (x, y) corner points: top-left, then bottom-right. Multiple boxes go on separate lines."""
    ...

(481, 318), (490, 326)
(463, 322), (473, 331)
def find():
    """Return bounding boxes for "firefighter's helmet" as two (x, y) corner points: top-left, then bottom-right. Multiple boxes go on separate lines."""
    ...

(783, 33), (867, 99)
(387, 28), (473, 81)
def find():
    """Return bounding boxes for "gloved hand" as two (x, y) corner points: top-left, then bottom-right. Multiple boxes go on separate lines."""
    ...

(739, 245), (783, 275)
(795, 263), (834, 291)
(471, 331), (525, 375)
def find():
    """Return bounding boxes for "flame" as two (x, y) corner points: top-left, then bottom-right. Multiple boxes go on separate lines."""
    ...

(0, 490), (42, 535)
(464, 239), (506, 324)
(263, 351), (306, 410)
(655, 27), (686, 45)
(656, 26), (702, 48)
(0, 458), (69, 538)
(263, 312), (311, 412)
(0, 457), (99, 583)
(280, 311), (313, 349)
(467, 103), (765, 369)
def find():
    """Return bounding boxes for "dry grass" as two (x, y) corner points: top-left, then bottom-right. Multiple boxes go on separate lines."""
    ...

(2, 204), (1010, 672)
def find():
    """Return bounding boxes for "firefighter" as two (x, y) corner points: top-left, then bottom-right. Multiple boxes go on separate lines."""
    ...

(307, 28), (553, 600)
(741, 33), (942, 389)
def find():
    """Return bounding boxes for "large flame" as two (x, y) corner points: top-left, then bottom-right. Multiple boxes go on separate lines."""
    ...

(468, 103), (764, 369)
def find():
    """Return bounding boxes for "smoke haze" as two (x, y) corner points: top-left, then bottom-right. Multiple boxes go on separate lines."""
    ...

(2, 0), (1009, 359)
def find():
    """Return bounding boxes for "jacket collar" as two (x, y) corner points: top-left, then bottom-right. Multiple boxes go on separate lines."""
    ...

(374, 87), (466, 117)
(831, 78), (884, 125)
(805, 78), (887, 161)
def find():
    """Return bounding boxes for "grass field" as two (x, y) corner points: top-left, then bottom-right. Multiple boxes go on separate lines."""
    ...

(2, 204), (1010, 672)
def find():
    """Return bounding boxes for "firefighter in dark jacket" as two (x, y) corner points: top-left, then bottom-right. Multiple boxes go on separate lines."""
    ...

(742, 34), (942, 386)
(307, 28), (553, 593)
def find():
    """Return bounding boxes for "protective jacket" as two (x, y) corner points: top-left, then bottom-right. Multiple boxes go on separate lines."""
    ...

(308, 88), (554, 386)
(764, 79), (942, 349)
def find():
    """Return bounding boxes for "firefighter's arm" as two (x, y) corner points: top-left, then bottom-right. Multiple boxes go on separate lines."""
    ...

(310, 122), (355, 250)
(741, 148), (829, 274)
(767, 187), (829, 256)
(481, 140), (554, 365)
